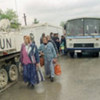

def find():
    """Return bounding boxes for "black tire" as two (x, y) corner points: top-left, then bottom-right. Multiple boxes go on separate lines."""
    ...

(93, 52), (99, 57)
(69, 52), (74, 58)
(77, 53), (82, 58)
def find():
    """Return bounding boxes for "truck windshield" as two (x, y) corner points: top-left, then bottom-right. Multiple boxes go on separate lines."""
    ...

(66, 18), (100, 36)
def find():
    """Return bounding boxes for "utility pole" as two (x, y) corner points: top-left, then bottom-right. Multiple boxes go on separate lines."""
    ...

(23, 13), (27, 26)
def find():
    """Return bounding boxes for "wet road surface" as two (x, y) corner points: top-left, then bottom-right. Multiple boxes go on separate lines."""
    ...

(0, 56), (100, 100)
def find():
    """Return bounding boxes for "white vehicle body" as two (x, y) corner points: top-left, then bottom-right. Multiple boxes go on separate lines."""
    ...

(67, 36), (100, 52)
(21, 23), (63, 47)
(66, 18), (100, 57)
(0, 32), (23, 56)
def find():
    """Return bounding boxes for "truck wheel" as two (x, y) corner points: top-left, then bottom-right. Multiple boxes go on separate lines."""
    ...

(8, 64), (18, 82)
(0, 69), (8, 89)
(77, 53), (82, 58)
(69, 52), (74, 58)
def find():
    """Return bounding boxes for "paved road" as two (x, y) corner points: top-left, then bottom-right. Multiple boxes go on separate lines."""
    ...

(0, 56), (100, 100)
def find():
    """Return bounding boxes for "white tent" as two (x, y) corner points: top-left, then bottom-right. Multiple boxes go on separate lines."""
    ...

(21, 23), (63, 47)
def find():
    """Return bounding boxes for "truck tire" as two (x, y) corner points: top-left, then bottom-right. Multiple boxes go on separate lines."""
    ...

(8, 64), (18, 82)
(69, 52), (74, 58)
(0, 68), (8, 89)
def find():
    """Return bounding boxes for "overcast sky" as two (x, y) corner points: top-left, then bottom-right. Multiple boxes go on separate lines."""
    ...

(0, 0), (100, 26)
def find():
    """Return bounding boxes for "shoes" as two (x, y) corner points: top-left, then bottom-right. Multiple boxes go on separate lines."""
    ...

(49, 76), (51, 79)
(27, 83), (31, 87)
(45, 75), (51, 79)
(27, 83), (34, 89)
(50, 77), (54, 82)
(30, 84), (35, 89)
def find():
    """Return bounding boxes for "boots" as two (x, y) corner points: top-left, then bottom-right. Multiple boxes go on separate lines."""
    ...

(50, 77), (54, 82)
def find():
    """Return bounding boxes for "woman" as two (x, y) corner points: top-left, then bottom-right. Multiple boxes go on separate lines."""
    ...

(39, 37), (57, 82)
(47, 35), (58, 55)
(40, 33), (45, 44)
(50, 32), (54, 40)
(20, 36), (39, 88)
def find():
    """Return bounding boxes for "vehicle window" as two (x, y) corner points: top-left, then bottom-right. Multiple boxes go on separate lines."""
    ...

(84, 19), (100, 36)
(67, 19), (83, 36)
(66, 18), (100, 36)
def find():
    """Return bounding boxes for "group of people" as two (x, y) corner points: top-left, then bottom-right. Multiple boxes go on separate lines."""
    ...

(40, 32), (66, 55)
(20, 32), (65, 89)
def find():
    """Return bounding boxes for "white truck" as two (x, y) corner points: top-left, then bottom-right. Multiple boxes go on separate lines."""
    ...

(0, 32), (23, 89)
(65, 18), (100, 58)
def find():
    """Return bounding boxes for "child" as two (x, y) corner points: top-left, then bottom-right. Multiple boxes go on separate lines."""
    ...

(60, 42), (65, 55)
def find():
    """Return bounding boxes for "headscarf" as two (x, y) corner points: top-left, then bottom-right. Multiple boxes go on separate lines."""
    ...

(30, 33), (35, 43)
(24, 35), (30, 43)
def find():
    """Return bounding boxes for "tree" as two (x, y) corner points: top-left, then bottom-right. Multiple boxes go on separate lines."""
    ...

(10, 22), (21, 29)
(0, 9), (20, 29)
(0, 9), (2, 14)
(33, 18), (39, 24)
(5, 9), (18, 21)
(0, 9), (3, 19)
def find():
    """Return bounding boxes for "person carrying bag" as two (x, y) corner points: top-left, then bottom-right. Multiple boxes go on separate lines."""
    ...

(29, 42), (44, 84)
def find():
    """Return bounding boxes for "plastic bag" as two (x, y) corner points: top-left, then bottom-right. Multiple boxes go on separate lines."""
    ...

(37, 67), (45, 82)
(40, 56), (44, 67)
(54, 64), (61, 76)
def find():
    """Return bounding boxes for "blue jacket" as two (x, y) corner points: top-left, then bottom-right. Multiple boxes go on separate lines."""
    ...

(29, 43), (40, 64)
(39, 42), (57, 61)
